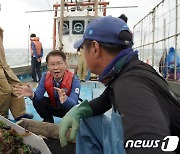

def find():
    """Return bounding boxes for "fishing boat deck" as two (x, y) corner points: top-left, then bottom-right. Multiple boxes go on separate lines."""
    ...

(8, 80), (105, 123)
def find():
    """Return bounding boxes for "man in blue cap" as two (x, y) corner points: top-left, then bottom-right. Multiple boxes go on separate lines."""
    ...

(59, 16), (180, 153)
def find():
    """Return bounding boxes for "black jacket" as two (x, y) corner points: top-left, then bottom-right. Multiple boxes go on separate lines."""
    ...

(89, 55), (180, 154)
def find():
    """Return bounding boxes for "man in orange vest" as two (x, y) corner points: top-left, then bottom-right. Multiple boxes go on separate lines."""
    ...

(30, 33), (43, 82)
(13, 50), (80, 123)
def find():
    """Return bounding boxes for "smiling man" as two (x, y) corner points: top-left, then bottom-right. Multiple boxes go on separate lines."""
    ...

(13, 50), (80, 123)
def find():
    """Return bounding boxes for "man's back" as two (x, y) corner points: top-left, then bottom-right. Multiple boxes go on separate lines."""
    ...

(109, 55), (180, 153)
(31, 37), (43, 56)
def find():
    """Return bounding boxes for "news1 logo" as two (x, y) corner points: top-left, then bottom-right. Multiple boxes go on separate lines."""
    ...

(125, 136), (179, 152)
(161, 136), (179, 151)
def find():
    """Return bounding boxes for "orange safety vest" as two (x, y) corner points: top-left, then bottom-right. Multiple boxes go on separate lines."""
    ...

(30, 37), (42, 56)
(44, 70), (74, 107)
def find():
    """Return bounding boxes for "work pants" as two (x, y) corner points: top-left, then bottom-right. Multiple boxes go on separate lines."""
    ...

(33, 97), (67, 122)
(31, 57), (42, 81)
(0, 66), (26, 118)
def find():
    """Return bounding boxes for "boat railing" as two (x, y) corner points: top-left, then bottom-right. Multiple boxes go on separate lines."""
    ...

(133, 0), (180, 81)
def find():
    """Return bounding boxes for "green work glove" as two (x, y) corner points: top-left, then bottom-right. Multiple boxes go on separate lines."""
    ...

(59, 99), (93, 147)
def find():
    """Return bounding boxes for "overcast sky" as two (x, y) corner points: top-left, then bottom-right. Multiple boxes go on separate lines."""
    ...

(0, 0), (161, 49)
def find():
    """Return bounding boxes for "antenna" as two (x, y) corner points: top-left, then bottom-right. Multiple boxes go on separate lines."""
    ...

(25, 6), (138, 13)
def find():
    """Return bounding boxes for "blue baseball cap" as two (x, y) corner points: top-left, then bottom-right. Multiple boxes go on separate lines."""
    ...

(74, 16), (132, 49)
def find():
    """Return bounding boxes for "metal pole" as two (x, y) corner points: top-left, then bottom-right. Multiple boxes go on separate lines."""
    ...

(94, 0), (98, 17)
(53, 6), (58, 50)
(152, 10), (156, 67)
(59, 0), (64, 50)
(163, 18), (166, 51)
(163, 18), (168, 77)
(140, 21), (143, 61)
(103, 4), (107, 16)
(28, 25), (30, 66)
(174, 0), (178, 80)
(143, 31), (146, 62)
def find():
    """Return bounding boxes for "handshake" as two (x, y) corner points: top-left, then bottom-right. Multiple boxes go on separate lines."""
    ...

(59, 99), (93, 147)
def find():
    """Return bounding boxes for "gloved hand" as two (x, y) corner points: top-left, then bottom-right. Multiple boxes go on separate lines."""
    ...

(59, 99), (93, 147)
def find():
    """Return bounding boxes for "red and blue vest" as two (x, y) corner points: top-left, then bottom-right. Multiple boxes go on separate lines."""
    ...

(44, 70), (74, 107)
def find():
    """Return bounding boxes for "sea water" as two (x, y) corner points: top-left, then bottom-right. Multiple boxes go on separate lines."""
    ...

(4, 48), (51, 67)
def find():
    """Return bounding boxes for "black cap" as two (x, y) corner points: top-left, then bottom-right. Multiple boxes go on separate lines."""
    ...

(118, 14), (128, 23)
(30, 33), (36, 37)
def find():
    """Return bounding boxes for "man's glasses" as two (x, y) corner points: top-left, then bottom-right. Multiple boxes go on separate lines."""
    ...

(48, 62), (64, 69)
